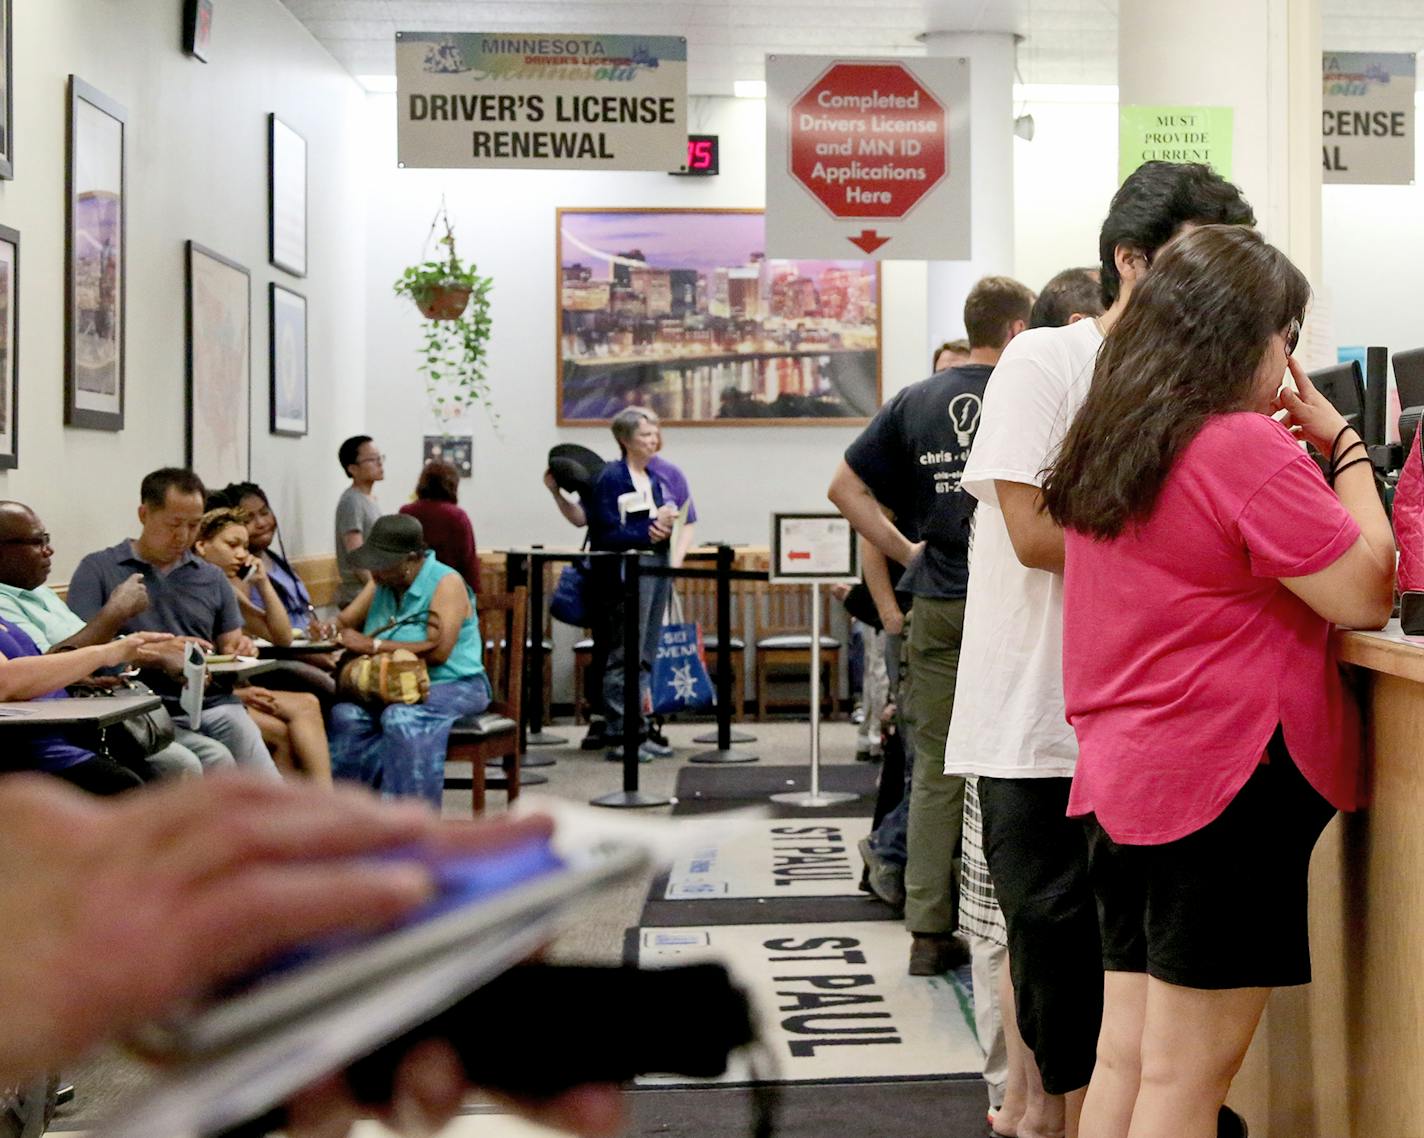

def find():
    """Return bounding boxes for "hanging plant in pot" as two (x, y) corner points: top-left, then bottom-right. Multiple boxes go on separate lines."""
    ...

(393, 203), (495, 419)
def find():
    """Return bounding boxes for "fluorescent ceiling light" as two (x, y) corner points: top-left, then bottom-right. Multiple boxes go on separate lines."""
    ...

(356, 73), (398, 93)
(733, 80), (767, 99)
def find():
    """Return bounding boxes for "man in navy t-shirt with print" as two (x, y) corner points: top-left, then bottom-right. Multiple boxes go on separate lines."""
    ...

(829, 275), (1035, 976)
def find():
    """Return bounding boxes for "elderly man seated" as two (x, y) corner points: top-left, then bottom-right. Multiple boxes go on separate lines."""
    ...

(0, 499), (238, 777)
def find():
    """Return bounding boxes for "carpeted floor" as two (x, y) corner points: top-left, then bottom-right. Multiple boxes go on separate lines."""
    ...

(58, 717), (997, 1137)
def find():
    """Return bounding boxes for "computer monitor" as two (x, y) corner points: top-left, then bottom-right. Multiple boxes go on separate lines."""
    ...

(1393, 347), (1424, 413)
(1309, 360), (1366, 437)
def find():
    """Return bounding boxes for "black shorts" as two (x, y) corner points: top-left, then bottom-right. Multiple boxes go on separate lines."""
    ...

(1084, 730), (1337, 990)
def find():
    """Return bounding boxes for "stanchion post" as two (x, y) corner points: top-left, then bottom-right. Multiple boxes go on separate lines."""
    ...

(690, 544), (757, 764)
(592, 551), (669, 808)
(771, 581), (855, 807)
(524, 549), (567, 748)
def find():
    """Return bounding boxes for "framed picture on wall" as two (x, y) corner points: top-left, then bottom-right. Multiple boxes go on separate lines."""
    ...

(556, 207), (882, 426)
(0, 225), (19, 469)
(65, 77), (127, 431)
(269, 114), (307, 277)
(0, 0), (13, 179)
(183, 0), (214, 62)
(423, 435), (473, 477)
(269, 282), (307, 437)
(185, 241), (251, 487)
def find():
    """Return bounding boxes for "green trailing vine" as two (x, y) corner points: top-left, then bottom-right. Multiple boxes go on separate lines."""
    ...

(393, 204), (495, 420)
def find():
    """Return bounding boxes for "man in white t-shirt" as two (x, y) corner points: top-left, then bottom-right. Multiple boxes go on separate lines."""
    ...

(947, 162), (1255, 1138)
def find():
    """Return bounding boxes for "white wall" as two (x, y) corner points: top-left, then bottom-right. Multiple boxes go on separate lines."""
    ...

(1012, 96), (1120, 293)
(0, 0), (368, 577)
(362, 96), (929, 551)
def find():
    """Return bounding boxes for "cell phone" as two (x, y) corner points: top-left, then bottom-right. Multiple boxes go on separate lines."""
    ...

(236, 562), (255, 581)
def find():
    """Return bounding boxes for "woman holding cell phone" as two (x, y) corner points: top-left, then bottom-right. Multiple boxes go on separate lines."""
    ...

(1041, 225), (1394, 1138)
(195, 508), (333, 786)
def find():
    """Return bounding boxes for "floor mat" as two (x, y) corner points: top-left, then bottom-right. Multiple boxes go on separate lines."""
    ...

(641, 813), (900, 926)
(627, 921), (981, 1084)
(625, 1077), (991, 1137)
(671, 763), (879, 817)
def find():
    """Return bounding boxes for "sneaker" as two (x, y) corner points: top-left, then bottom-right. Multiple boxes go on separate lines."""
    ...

(907, 932), (971, 976)
(639, 736), (674, 759)
(857, 836), (906, 910)
(647, 723), (671, 747)
(851, 704), (866, 725)
(580, 719), (609, 751)
(1217, 1106), (1249, 1138)
(605, 745), (651, 764)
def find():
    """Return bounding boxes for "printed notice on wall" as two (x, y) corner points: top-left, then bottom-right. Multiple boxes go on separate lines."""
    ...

(1323, 52), (1415, 185)
(772, 513), (858, 582)
(1118, 106), (1233, 184)
(765, 55), (971, 261)
(395, 32), (687, 171)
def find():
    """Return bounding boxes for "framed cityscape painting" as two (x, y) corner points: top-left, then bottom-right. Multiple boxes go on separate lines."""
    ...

(185, 241), (250, 487)
(65, 77), (126, 431)
(269, 114), (307, 277)
(269, 282), (307, 436)
(556, 208), (881, 426)
(0, 224), (18, 468)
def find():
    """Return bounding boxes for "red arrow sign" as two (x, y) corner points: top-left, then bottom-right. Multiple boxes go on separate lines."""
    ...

(787, 550), (812, 561)
(848, 229), (890, 254)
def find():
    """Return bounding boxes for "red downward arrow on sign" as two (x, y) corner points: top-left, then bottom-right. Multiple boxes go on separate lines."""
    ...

(848, 229), (890, 254)
(788, 551), (811, 560)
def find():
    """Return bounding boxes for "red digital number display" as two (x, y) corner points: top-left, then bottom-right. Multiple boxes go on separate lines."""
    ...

(672, 135), (719, 176)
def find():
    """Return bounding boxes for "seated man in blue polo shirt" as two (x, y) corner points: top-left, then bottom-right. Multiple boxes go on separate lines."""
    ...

(67, 468), (278, 778)
(0, 499), (237, 777)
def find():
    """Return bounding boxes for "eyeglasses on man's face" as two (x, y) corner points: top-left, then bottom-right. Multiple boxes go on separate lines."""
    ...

(358, 453), (386, 466)
(0, 533), (50, 547)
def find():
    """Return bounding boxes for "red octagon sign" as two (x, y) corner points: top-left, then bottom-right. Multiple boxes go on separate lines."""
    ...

(789, 61), (947, 220)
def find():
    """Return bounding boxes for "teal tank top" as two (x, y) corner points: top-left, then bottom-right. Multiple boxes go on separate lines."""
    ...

(364, 552), (484, 684)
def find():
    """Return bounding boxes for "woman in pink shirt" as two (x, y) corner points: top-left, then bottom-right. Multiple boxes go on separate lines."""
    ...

(1042, 225), (1394, 1138)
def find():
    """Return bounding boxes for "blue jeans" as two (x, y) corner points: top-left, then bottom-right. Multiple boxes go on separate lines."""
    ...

(866, 632), (911, 866)
(170, 702), (279, 780)
(330, 675), (492, 808)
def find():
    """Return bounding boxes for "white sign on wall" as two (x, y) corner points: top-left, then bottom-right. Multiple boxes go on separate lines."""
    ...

(765, 55), (971, 261)
(395, 32), (686, 171)
(772, 513), (859, 582)
(1322, 52), (1415, 185)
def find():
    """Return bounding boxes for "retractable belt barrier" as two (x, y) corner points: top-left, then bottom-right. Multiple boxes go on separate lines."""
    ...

(501, 546), (766, 809)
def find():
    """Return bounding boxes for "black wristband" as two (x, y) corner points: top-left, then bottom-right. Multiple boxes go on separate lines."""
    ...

(1329, 423), (1357, 461)
(1331, 440), (1368, 472)
(1330, 455), (1374, 486)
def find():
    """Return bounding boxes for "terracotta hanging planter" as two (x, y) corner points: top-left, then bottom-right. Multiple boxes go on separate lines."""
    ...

(393, 201), (496, 419)
(415, 284), (472, 321)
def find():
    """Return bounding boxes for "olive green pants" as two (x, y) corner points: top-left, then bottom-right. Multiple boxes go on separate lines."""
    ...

(902, 595), (966, 934)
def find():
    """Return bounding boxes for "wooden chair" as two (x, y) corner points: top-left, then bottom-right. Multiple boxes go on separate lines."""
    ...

(444, 588), (526, 815)
(676, 575), (745, 720)
(572, 632), (596, 723)
(753, 582), (840, 719)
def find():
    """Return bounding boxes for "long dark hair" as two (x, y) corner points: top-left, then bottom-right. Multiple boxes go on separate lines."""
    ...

(1042, 225), (1309, 539)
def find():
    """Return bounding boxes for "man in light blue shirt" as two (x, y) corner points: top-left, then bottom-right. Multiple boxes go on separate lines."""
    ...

(0, 499), (235, 777)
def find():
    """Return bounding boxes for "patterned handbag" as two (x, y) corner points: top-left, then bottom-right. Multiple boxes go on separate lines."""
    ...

(337, 614), (432, 705)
